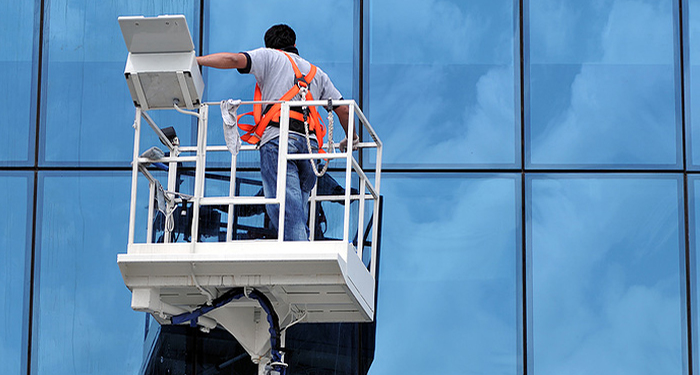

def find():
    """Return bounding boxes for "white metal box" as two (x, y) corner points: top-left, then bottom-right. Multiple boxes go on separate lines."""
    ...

(119, 15), (204, 110)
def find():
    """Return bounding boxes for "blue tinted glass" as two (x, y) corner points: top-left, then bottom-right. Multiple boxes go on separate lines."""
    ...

(688, 0), (700, 168)
(369, 0), (518, 168)
(40, 1), (198, 166)
(528, 0), (680, 168)
(369, 174), (520, 374)
(32, 172), (145, 374)
(0, 2), (36, 165)
(528, 175), (685, 374)
(204, 0), (354, 167)
(0, 173), (32, 375)
(690, 175), (700, 373)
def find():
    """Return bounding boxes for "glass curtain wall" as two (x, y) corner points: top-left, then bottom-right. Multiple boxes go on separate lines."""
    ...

(5, 0), (700, 374)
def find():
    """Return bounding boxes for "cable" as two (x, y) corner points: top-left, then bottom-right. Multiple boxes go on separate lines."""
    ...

(170, 287), (287, 375)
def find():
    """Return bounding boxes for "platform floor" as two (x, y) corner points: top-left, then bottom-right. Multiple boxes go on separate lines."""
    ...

(118, 240), (375, 323)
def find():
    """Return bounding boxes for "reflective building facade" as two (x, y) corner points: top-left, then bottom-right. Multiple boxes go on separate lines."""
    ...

(3, 0), (700, 374)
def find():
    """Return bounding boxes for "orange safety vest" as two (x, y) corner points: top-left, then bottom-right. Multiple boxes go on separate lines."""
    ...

(237, 52), (327, 150)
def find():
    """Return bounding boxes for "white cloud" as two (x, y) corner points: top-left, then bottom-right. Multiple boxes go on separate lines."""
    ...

(372, 64), (517, 166)
(601, 0), (673, 64)
(428, 66), (517, 164)
(530, 177), (683, 374)
(379, 176), (517, 282)
(372, 175), (519, 374)
(531, 63), (676, 165)
(371, 0), (511, 65)
(530, 0), (677, 165)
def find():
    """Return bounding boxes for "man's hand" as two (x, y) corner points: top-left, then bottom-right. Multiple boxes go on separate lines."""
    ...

(339, 134), (360, 152)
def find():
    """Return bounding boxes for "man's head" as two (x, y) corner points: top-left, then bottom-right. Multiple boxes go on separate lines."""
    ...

(264, 24), (296, 49)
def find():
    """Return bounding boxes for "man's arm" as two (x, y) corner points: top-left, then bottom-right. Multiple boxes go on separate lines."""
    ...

(334, 105), (359, 152)
(197, 52), (247, 69)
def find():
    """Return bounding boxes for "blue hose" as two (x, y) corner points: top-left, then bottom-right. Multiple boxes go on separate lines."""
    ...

(171, 287), (286, 374)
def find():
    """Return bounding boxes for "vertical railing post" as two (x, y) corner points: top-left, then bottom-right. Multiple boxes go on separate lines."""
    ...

(227, 150), (237, 242)
(356, 180), (367, 260)
(342, 102), (356, 243)
(309, 183), (318, 241)
(164, 115), (181, 245)
(128, 108), (142, 246)
(146, 181), (155, 244)
(190, 104), (209, 246)
(370, 132), (383, 279)
(277, 103), (291, 242)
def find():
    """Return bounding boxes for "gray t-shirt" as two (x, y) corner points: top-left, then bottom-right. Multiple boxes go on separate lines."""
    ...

(238, 47), (343, 145)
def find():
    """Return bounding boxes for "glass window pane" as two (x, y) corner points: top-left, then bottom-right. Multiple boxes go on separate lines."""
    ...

(0, 173), (32, 375)
(528, 175), (685, 374)
(690, 175), (700, 374)
(528, 0), (680, 168)
(369, 0), (519, 168)
(32, 172), (145, 374)
(40, 1), (198, 166)
(687, 0), (700, 168)
(203, 0), (354, 167)
(369, 174), (520, 374)
(0, 2), (36, 165)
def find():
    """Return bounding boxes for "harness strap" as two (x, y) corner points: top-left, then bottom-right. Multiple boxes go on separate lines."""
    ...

(238, 52), (326, 146)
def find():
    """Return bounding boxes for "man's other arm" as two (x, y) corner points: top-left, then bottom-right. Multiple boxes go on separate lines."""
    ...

(197, 53), (247, 69)
(334, 105), (359, 152)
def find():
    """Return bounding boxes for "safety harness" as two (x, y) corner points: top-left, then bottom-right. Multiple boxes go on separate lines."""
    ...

(237, 51), (327, 148)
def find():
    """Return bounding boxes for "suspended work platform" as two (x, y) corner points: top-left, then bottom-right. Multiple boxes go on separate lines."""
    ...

(118, 98), (382, 330)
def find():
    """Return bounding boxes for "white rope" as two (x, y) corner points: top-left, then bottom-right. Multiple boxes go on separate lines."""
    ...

(164, 204), (176, 233)
(191, 263), (215, 305)
(299, 87), (333, 177)
(281, 308), (308, 332)
(163, 190), (194, 235)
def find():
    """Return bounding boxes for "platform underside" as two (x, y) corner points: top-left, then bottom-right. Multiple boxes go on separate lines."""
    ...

(118, 241), (375, 324)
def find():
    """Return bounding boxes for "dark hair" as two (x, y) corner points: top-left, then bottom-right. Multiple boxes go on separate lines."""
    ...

(264, 24), (296, 49)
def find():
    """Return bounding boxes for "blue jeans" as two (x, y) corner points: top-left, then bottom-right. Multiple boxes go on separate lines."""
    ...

(260, 135), (318, 241)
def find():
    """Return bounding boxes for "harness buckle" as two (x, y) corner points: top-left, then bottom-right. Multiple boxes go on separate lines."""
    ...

(295, 76), (309, 89)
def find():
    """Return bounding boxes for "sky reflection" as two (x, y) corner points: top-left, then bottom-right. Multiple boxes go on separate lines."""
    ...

(529, 0), (679, 167)
(34, 173), (144, 374)
(529, 175), (684, 374)
(369, 0), (517, 168)
(370, 174), (520, 375)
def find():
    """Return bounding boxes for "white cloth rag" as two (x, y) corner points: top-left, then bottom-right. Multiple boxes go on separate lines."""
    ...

(220, 99), (242, 155)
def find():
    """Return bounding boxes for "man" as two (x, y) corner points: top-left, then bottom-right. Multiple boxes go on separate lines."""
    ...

(197, 24), (357, 241)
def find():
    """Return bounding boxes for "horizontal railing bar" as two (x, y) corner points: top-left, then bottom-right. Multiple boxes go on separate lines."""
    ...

(199, 196), (278, 206)
(286, 153), (352, 161)
(313, 194), (376, 202)
(137, 156), (197, 164)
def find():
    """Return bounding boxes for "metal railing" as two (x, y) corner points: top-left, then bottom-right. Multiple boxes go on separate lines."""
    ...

(126, 99), (382, 276)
